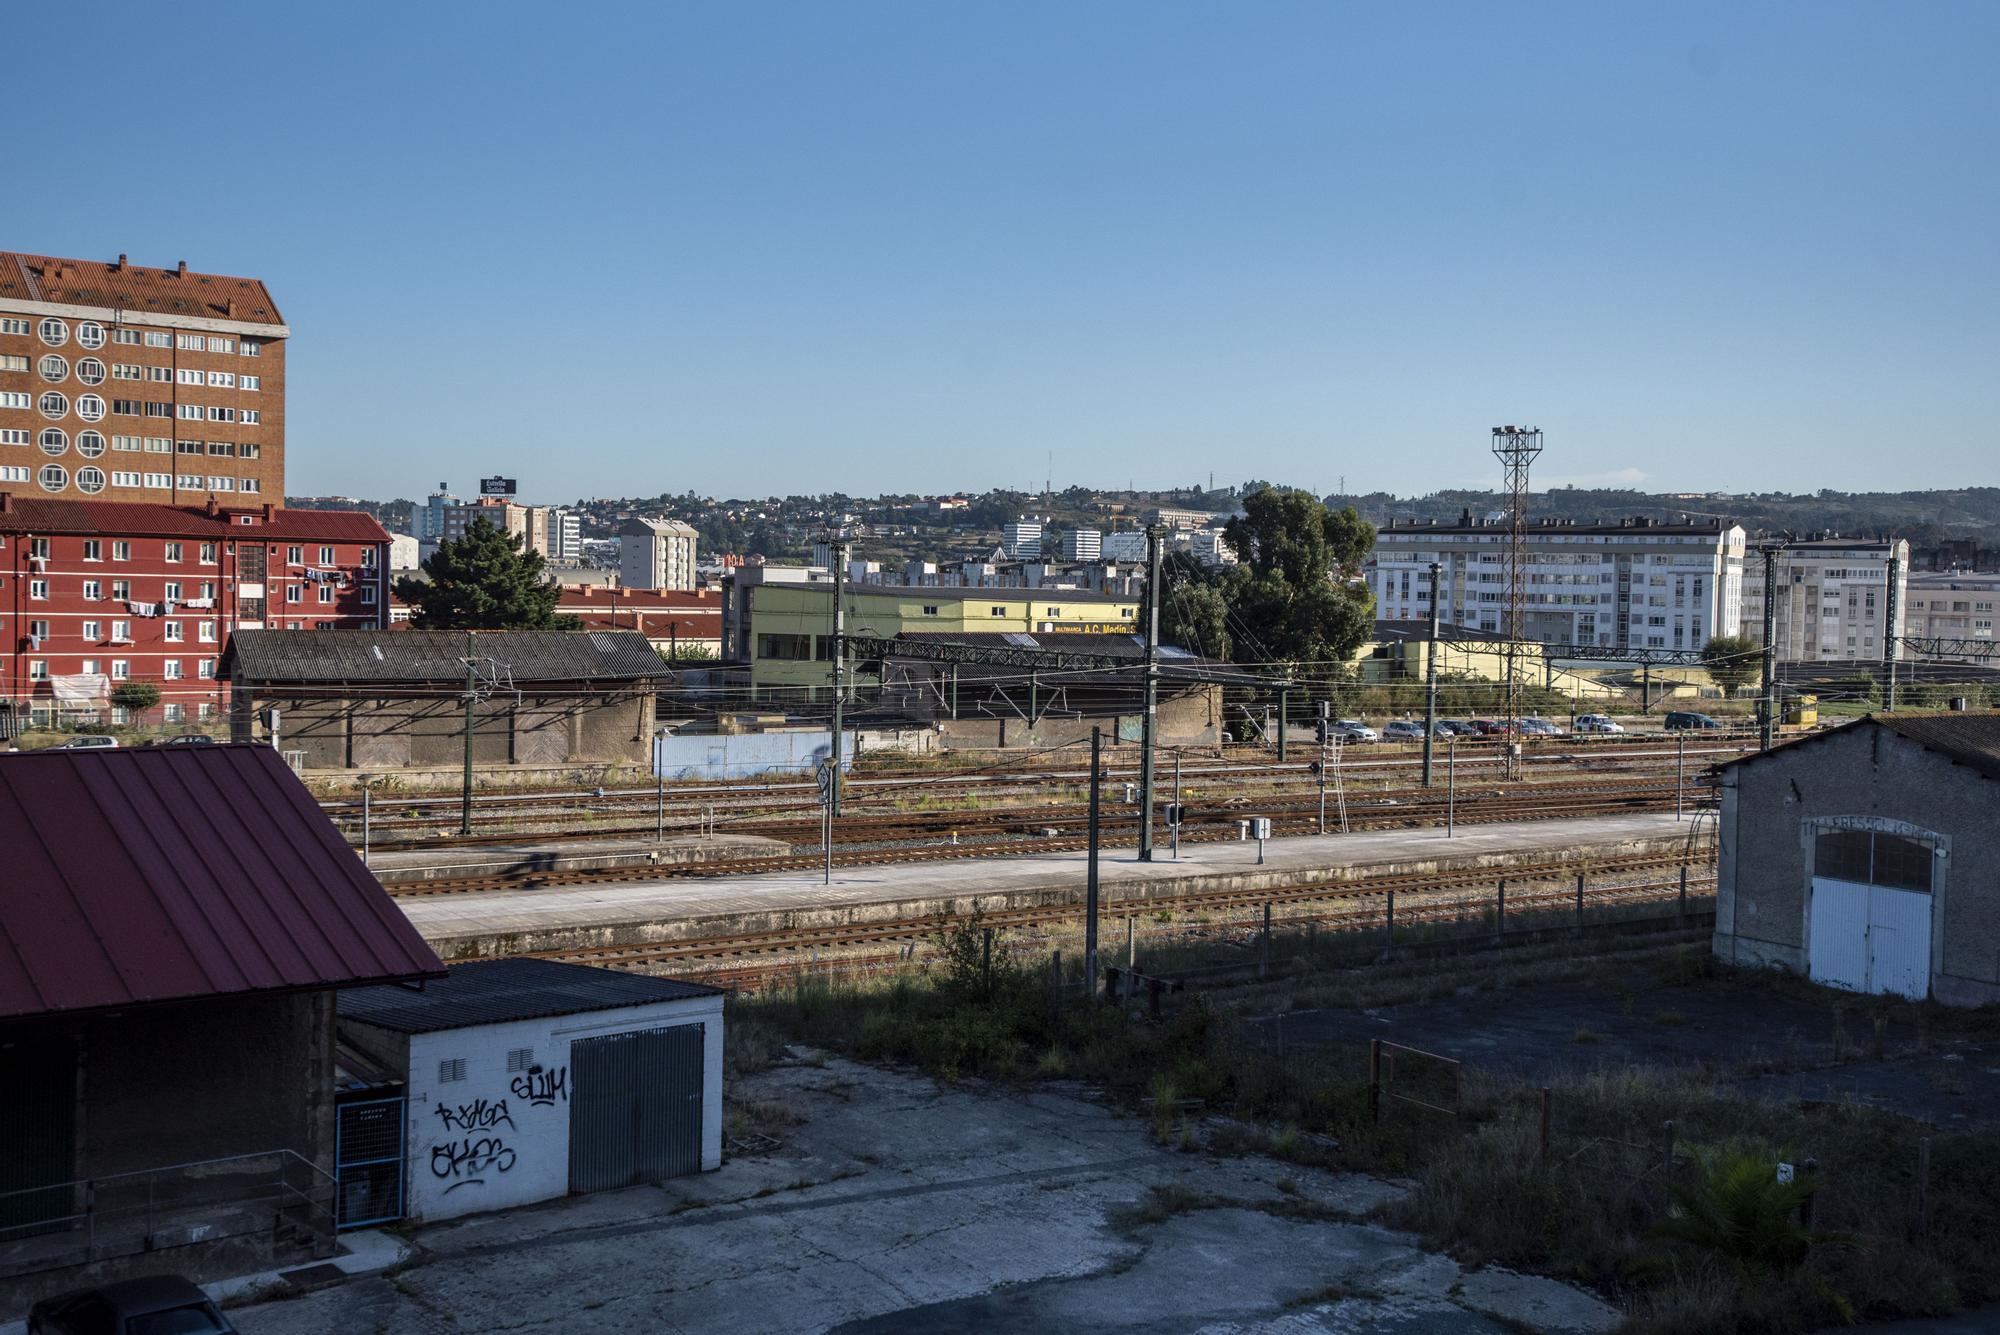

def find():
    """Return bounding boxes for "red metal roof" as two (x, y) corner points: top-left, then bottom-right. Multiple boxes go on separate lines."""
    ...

(0, 497), (388, 544)
(0, 745), (443, 1022)
(2, 251), (284, 326)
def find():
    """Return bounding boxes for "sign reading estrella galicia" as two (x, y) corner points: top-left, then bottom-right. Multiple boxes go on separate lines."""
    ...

(479, 477), (517, 496)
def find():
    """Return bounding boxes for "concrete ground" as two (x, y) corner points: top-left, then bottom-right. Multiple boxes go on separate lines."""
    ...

(227, 1054), (1623, 1335)
(1264, 976), (2000, 1127)
(408, 811), (1703, 959)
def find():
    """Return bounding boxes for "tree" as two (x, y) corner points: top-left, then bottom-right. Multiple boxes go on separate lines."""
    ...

(1701, 634), (1762, 696)
(1209, 488), (1377, 665)
(394, 516), (564, 630)
(110, 681), (160, 715)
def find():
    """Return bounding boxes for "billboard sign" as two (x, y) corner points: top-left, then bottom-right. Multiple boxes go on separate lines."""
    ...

(479, 477), (517, 497)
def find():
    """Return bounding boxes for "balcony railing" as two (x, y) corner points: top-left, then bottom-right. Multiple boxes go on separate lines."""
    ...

(0, 1149), (335, 1280)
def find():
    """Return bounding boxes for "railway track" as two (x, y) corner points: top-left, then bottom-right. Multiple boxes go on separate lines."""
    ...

(386, 784), (1713, 896)
(534, 853), (1719, 986)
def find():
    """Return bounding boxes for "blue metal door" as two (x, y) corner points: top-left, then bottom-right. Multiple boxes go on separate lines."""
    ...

(335, 1097), (406, 1229)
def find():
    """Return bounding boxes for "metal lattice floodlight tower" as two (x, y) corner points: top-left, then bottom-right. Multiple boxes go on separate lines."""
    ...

(1491, 425), (1543, 775)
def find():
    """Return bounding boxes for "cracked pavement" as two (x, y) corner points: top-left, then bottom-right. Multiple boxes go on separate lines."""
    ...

(231, 1054), (1620, 1334)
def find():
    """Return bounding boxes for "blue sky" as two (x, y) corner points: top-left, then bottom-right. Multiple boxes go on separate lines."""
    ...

(22, 2), (1998, 504)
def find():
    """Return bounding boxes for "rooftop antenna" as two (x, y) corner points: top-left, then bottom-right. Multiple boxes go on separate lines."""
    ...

(1491, 425), (1543, 777)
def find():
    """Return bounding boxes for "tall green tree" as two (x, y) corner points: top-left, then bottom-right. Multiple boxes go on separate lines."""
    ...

(1213, 487), (1376, 664)
(394, 516), (564, 630)
(1701, 634), (1762, 696)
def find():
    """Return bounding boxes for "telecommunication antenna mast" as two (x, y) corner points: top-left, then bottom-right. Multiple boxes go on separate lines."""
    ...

(1491, 425), (1543, 775)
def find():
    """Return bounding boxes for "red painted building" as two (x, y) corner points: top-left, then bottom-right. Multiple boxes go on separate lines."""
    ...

(0, 495), (390, 727)
(554, 585), (722, 656)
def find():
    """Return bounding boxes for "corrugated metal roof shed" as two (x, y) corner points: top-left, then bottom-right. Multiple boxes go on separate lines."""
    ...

(223, 629), (669, 685)
(0, 746), (443, 1022)
(337, 958), (720, 1033)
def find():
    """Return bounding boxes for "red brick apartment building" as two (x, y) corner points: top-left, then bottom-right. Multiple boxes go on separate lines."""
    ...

(0, 250), (286, 505)
(554, 585), (723, 656)
(0, 497), (388, 727)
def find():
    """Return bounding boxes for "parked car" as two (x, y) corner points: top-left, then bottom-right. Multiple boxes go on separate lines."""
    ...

(1380, 720), (1426, 741)
(29, 1276), (236, 1334)
(1468, 718), (1509, 736)
(1574, 714), (1624, 734)
(160, 734), (219, 746)
(1664, 711), (1724, 731)
(49, 735), (118, 750)
(1519, 717), (1565, 737)
(1330, 720), (1378, 742)
(1436, 719), (1480, 737)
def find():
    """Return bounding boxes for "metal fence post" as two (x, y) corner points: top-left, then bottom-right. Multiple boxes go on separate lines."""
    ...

(1385, 890), (1395, 944)
(1679, 866), (1688, 918)
(1575, 872), (1585, 928)
(1126, 914), (1136, 969)
(1368, 1038), (1382, 1123)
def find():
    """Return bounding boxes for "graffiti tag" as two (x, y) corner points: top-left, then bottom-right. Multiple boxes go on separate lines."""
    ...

(510, 1066), (568, 1106)
(434, 1097), (514, 1132)
(430, 1135), (516, 1192)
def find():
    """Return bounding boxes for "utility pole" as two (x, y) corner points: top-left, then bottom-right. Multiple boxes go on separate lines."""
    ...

(460, 630), (476, 836)
(828, 536), (848, 815)
(1139, 524), (1162, 861)
(1491, 426), (1543, 779)
(1085, 726), (1102, 996)
(1883, 546), (1903, 712)
(1762, 540), (1783, 746)
(1317, 701), (1329, 834)
(1422, 560), (1442, 787)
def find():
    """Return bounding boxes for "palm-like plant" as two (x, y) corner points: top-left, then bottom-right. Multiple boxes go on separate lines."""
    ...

(1652, 1147), (1845, 1273)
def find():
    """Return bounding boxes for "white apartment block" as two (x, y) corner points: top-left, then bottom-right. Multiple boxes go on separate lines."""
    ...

(1902, 573), (2000, 661)
(1739, 537), (1907, 663)
(619, 517), (699, 591)
(1063, 528), (1102, 561)
(1002, 518), (1043, 560)
(1369, 515), (1747, 652)
(1102, 530), (1149, 563)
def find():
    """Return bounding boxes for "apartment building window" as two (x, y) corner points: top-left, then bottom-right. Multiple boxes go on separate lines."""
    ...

(76, 467), (104, 494)
(318, 546), (336, 565)
(0, 392), (30, 409)
(1, 317), (28, 335)
(198, 659), (215, 679)
(240, 478), (259, 493)
(146, 366), (171, 382)
(177, 404), (202, 421)
(112, 398), (141, 415)
(111, 659), (128, 679)
(29, 579), (47, 599)
(39, 391), (68, 418)
(112, 328), (140, 345)
(164, 581), (183, 601)
(77, 431), (105, 457)
(111, 620), (131, 641)
(163, 661), (183, 680)
(206, 406), (235, 423)
(111, 470), (141, 487)
(112, 363), (140, 381)
(0, 465), (29, 483)
(113, 542), (131, 561)
(175, 334), (203, 351)
(177, 369), (203, 386)
(163, 621), (183, 642)
(239, 339), (262, 357)
(314, 621), (335, 631)
(241, 409), (260, 425)
(176, 441), (202, 455)
(240, 443), (260, 459)
(28, 620), (48, 640)
(317, 585), (334, 605)
(80, 659), (98, 675)
(286, 546), (303, 565)
(200, 581), (215, 599)
(145, 331), (170, 348)
(75, 358), (105, 385)
(76, 321), (105, 349)
(38, 428), (66, 456)
(39, 354), (69, 382)
(38, 318), (68, 346)
(82, 579), (101, 600)
(163, 704), (183, 723)
(207, 442), (235, 456)
(37, 465), (65, 492)
(0, 354), (25, 372)
(286, 585), (302, 604)
(360, 585), (377, 605)
(28, 661), (47, 681)
(144, 473), (171, 488)
(145, 436), (171, 453)
(208, 476), (234, 492)
(206, 371), (235, 388)
(145, 402), (171, 418)
(82, 620), (100, 641)
(165, 542), (183, 562)
(0, 429), (27, 445)
(198, 621), (216, 642)
(240, 375), (260, 391)
(358, 548), (376, 569)
(200, 543), (216, 563)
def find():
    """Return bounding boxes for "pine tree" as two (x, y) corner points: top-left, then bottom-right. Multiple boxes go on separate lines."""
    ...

(393, 516), (564, 630)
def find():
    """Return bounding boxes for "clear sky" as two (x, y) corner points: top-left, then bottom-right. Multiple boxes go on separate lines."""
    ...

(21, 2), (1999, 505)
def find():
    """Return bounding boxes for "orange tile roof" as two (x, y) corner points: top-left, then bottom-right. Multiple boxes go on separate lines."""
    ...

(0, 251), (284, 326)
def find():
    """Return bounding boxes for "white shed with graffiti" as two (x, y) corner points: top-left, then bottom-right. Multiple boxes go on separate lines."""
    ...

(335, 958), (723, 1224)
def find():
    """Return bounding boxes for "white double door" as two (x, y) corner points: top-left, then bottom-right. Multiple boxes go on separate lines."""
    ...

(1807, 876), (1931, 1000)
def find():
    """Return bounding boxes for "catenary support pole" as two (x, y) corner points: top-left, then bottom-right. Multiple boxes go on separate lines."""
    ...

(460, 631), (475, 836)
(1884, 548), (1903, 712)
(1139, 524), (1162, 861)
(1422, 561), (1442, 787)
(1085, 726), (1102, 997)
(829, 537), (848, 815)
(1760, 544), (1780, 751)
(1277, 684), (1288, 763)
(1446, 736), (1457, 837)
(361, 783), (371, 866)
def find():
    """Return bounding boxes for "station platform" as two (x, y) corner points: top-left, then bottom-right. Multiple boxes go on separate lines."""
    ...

(404, 811), (1713, 961)
(366, 833), (789, 883)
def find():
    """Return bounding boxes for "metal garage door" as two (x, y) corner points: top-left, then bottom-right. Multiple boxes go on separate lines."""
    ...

(1808, 828), (1935, 1000)
(567, 1024), (704, 1193)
